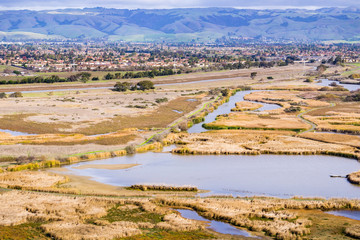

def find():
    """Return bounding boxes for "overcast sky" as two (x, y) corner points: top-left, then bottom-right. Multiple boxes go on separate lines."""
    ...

(0, 0), (358, 10)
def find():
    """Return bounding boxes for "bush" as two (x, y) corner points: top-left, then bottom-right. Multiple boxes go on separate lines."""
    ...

(125, 145), (136, 154)
(350, 74), (360, 79)
(9, 92), (23, 98)
(114, 82), (131, 92)
(137, 80), (154, 91)
(0, 92), (7, 98)
(155, 97), (168, 103)
(221, 89), (231, 97)
(178, 121), (188, 132)
(284, 106), (301, 113)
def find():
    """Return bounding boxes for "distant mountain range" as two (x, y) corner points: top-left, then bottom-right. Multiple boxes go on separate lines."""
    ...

(0, 7), (360, 42)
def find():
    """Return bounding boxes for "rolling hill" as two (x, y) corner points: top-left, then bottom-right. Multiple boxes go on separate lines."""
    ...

(0, 7), (359, 42)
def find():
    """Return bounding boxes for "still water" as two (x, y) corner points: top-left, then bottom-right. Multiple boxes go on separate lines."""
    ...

(65, 150), (360, 198)
(317, 79), (360, 91)
(326, 210), (360, 220)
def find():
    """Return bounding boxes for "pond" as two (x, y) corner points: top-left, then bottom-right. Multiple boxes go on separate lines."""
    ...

(64, 150), (360, 199)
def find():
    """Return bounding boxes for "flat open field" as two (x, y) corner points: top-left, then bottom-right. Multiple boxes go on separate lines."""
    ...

(0, 63), (313, 92)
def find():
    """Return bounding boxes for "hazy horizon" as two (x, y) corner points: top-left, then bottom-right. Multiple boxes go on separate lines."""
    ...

(0, 0), (358, 11)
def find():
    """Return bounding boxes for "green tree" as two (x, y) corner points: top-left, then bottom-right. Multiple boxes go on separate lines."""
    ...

(9, 92), (23, 98)
(0, 92), (7, 98)
(114, 82), (131, 92)
(137, 80), (154, 91)
(13, 70), (21, 76)
(250, 72), (257, 80)
(104, 73), (114, 80)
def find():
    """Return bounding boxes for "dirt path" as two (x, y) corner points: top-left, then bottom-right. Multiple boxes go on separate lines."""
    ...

(297, 103), (336, 133)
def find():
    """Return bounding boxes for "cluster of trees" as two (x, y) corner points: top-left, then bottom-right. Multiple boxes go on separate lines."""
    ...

(104, 68), (179, 80)
(113, 80), (155, 92)
(0, 72), (92, 85)
(0, 67), (179, 85)
(0, 92), (23, 98)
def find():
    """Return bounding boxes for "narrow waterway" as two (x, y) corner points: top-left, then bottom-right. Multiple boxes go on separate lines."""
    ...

(317, 79), (360, 91)
(188, 90), (281, 133)
(175, 208), (256, 237)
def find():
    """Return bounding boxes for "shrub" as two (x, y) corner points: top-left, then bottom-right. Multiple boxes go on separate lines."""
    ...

(178, 122), (188, 132)
(114, 82), (131, 92)
(0, 92), (7, 98)
(284, 106), (301, 113)
(155, 97), (168, 103)
(125, 145), (136, 154)
(137, 80), (154, 91)
(9, 92), (23, 98)
(350, 74), (360, 79)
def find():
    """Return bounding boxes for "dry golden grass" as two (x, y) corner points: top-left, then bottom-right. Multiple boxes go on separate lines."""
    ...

(244, 90), (329, 110)
(42, 221), (142, 240)
(0, 114), (69, 134)
(156, 197), (360, 239)
(231, 101), (262, 112)
(0, 131), (138, 146)
(347, 171), (360, 185)
(73, 164), (139, 170)
(0, 171), (67, 189)
(1, 170), (360, 240)
(300, 132), (360, 148)
(204, 113), (309, 131)
(172, 130), (359, 159)
(77, 97), (201, 135)
(0, 190), (205, 239)
(345, 224), (360, 238)
(306, 114), (360, 134)
(128, 185), (198, 192)
(0, 95), (201, 135)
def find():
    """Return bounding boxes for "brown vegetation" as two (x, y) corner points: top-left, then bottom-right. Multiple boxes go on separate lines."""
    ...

(345, 224), (360, 238)
(171, 131), (360, 159)
(128, 185), (198, 192)
(347, 171), (360, 185)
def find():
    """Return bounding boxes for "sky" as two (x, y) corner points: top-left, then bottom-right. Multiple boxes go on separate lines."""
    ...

(0, 0), (358, 10)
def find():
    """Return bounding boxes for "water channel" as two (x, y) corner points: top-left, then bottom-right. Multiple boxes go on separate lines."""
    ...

(61, 90), (360, 199)
(175, 208), (256, 237)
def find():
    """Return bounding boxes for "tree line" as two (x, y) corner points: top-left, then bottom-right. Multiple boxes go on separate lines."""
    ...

(0, 67), (179, 85)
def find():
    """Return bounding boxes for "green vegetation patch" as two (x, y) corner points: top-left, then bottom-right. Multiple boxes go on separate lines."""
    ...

(118, 229), (214, 240)
(0, 222), (49, 240)
(101, 204), (164, 224)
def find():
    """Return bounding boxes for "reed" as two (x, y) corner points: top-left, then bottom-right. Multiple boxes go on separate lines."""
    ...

(7, 160), (61, 172)
(345, 225), (360, 239)
(136, 142), (162, 153)
(347, 171), (360, 185)
(128, 184), (198, 192)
